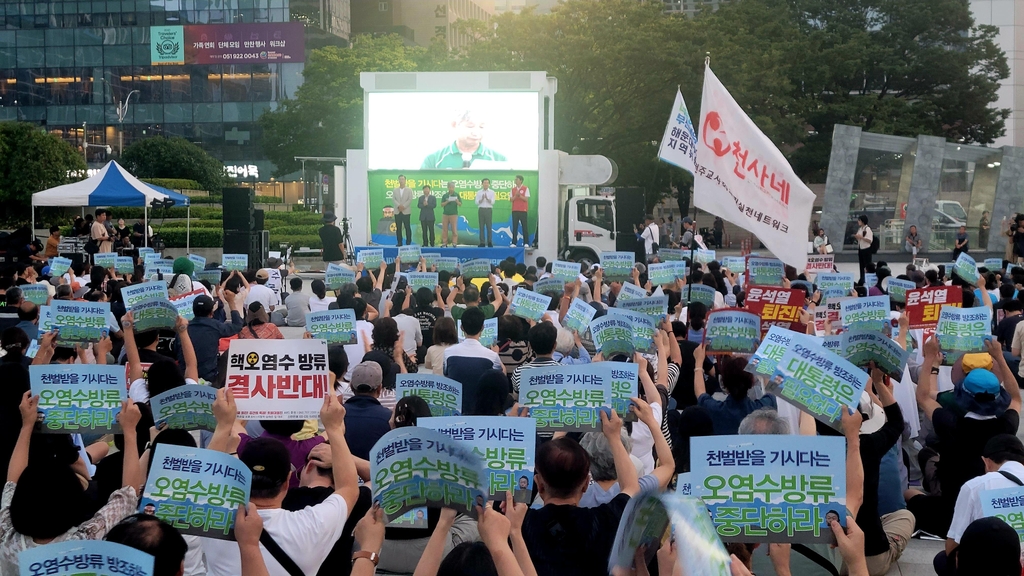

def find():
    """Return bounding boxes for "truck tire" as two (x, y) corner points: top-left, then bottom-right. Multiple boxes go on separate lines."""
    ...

(570, 250), (598, 269)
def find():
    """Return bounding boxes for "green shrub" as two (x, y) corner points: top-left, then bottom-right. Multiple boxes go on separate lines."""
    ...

(159, 220), (225, 229)
(159, 228), (222, 248)
(264, 212), (322, 226)
(142, 178), (203, 191)
(264, 225), (320, 236)
(187, 195), (223, 204)
(106, 206), (222, 220)
(273, 234), (322, 249)
(254, 195), (283, 203)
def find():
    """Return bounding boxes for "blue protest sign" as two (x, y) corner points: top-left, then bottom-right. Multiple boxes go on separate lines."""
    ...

(695, 249), (716, 264)
(397, 244), (422, 263)
(49, 256), (72, 277)
(19, 541), (155, 576)
(980, 485), (1024, 546)
(936, 305), (992, 357)
(591, 315), (635, 357)
(562, 298), (596, 334)
(747, 326), (816, 377)
(817, 273), (854, 293)
(188, 253), (206, 270)
(138, 247), (155, 257)
(769, 340), (869, 429)
(607, 362), (639, 420)
(839, 295), (890, 331)
(461, 258), (492, 279)
(420, 416), (536, 502)
(123, 281), (169, 309)
(519, 363), (615, 431)
(746, 257), (784, 286)
(306, 309), (358, 345)
(618, 295), (669, 320)
(131, 299), (178, 333)
(30, 364), (125, 434)
(839, 329), (909, 380)
(607, 308), (656, 353)
(93, 252), (117, 268)
(143, 251), (160, 266)
(685, 284), (717, 308)
(50, 301), (110, 343)
(601, 251), (636, 282)
(357, 248), (385, 269)
(984, 257), (1005, 270)
(953, 252), (979, 284)
(20, 283), (48, 306)
(141, 444), (251, 539)
(457, 317), (497, 348)
(115, 256), (135, 274)
(721, 256), (746, 273)
(436, 257), (460, 274)
(533, 277), (565, 296)
(421, 252), (440, 270)
(551, 260), (580, 283)
(704, 309), (761, 355)
(887, 278), (916, 304)
(151, 384), (218, 432)
(396, 374), (463, 416)
(171, 289), (203, 321)
(370, 427), (487, 520)
(196, 269), (223, 285)
(510, 288), (552, 322)
(222, 254), (248, 271)
(325, 263), (356, 290)
(616, 282), (647, 302)
(648, 262), (680, 286)
(408, 272), (439, 292)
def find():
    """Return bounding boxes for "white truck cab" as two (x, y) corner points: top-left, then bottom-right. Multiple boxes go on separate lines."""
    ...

(561, 187), (648, 267)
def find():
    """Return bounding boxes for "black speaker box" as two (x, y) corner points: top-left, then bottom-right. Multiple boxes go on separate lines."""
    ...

(223, 187), (254, 231)
(254, 209), (265, 231)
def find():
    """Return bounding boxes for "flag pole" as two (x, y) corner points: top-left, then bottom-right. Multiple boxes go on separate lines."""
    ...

(688, 54), (711, 303)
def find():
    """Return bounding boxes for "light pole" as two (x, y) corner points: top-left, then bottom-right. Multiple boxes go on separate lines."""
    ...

(102, 78), (138, 156)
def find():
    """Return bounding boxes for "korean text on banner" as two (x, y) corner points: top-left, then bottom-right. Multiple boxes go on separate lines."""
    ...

(421, 252), (439, 270)
(551, 260), (581, 283)
(519, 363), (616, 431)
(657, 88), (698, 175)
(50, 301), (110, 344)
(150, 384), (218, 432)
(887, 278), (916, 305)
(225, 339), (330, 420)
(306, 309), (358, 345)
(591, 315), (636, 358)
(94, 252), (117, 269)
(370, 427), (487, 521)
(768, 341), (869, 430)
(805, 255), (834, 273)
(408, 272), (439, 292)
(325, 263), (356, 291)
(906, 287), (962, 329)
(619, 295), (669, 321)
(357, 248), (385, 269)
(18, 541), (155, 576)
(936, 306), (992, 357)
(197, 269), (223, 285)
(616, 282), (648, 302)
(747, 327), (819, 378)
(562, 298), (596, 334)
(171, 289), (204, 321)
(396, 374), (463, 417)
(839, 295), (891, 333)
(141, 444), (251, 539)
(979, 485), (1024, 545)
(607, 308), (657, 354)
(436, 257), (460, 274)
(648, 262), (681, 286)
(817, 272), (854, 293)
(397, 244), (422, 264)
(123, 281), (169, 309)
(510, 289), (552, 322)
(49, 256), (72, 277)
(533, 277), (565, 296)
(985, 257), (1005, 270)
(461, 258), (491, 279)
(131, 299), (179, 333)
(420, 416), (536, 502)
(20, 283), (48, 306)
(115, 256), (135, 274)
(744, 286), (804, 335)
(691, 435), (846, 543)
(840, 329), (910, 381)
(222, 254), (248, 271)
(457, 317), (497, 348)
(694, 66), (814, 270)
(30, 364), (125, 434)
(745, 257), (785, 287)
(659, 248), (686, 261)
(601, 252), (635, 282)
(696, 249), (717, 264)
(953, 252), (980, 284)
(685, 284), (718, 308)
(704, 309), (761, 355)
(188, 253), (206, 270)
(721, 256), (746, 273)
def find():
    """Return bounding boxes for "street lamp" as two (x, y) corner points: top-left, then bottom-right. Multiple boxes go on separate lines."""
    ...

(102, 78), (139, 156)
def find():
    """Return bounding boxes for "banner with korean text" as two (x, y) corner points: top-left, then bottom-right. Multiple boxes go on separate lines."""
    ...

(936, 306), (992, 359)
(684, 284), (718, 309)
(562, 298), (596, 334)
(601, 252), (635, 283)
(745, 257), (785, 287)
(768, 341), (869, 430)
(805, 255), (834, 274)
(704, 309), (761, 355)
(906, 287), (962, 329)
(30, 365), (124, 434)
(887, 278), (916, 305)
(510, 289), (552, 322)
(839, 329), (909, 381)
(657, 88), (698, 175)
(396, 374), (463, 417)
(18, 541), (154, 576)
(607, 309), (657, 353)
(591, 315), (635, 357)
(744, 286), (804, 335)
(306, 310), (358, 345)
(151, 384), (217, 432)
(980, 486), (1024, 545)
(617, 282), (648, 302)
(50, 301), (109, 344)
(519, 363), (616, 432)
(225, 339), (330, 420)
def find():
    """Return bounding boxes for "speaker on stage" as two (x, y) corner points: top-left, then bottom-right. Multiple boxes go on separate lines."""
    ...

(223, 187), (254, 232)
(254, 209), (265, 231)
(223, 230), (259, 263)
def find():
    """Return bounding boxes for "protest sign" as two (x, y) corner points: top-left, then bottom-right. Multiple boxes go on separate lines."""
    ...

(704, 309), (761, 355)
(601, 251), (635, 282)
(887, 278), (916, 304)
(533, 277), (565, 296)
(519, 363), (614, 431)
(187, 253), (206, 270)
(658, 87), (699, 173)
(745, 257), (785, 287)
(408, 272), (439, 292)
(20, 283), (48, 306)
(420, 416), (535, 502)
(30, 365), (124, 434)
(823, 335), (842, 352)
(648, 262), (680, 286)
(676, 472), (694, 496)
(306, 309), (358, 345)
(607, 363), (639, 420)
(115, 256), (135, 274)
(607, 308), (656, 353)
(609, 490), (670, 571)
(691, 435), (847, 543)
(436, 256), (459, 274)
(138, 247), (155, 257)
(864, 272), (877, 288)
(980, 485), (1024, 545)
(143, 252), (160, 266)
(805, 254), (834, 274)
(658, 248), (685, 261)
(685, 284), (717, 308)
(397, 244), (421, 264)
(196, 269), (222, 285)
(222, 254), (247, 271)
(49, 256), (72, 277)
(906, 286), (962, 329)
(123, 281), (169, 309)
(94, 252), (117, 268)
(562, 298), (596, 334)
(18, 541), (155, 576)
(839, 295), (890, 334)
(396, 374), (463, 417)
(619, 295), (669, 320)
(357, 248), (385, 269)
(461, 258), (491, 279)
(984, 257), (1005, 270)
(840, 329), (910, 380)
(370, 427), (487, 520)
(551, 260), (580, 283)
(50, 301), (109, 343)
(151, 384), (217, 432)
(591, 315), (636, 357)
(748, 327), (819, 377)
(953, 252), (979, 284)
(510, 288), (552, 322)
(131, 299), (178, 333)
(744, 286), (804, 335)
(616, 282), (647, 302)
(457, 317), (497, 348)
(145, 259), (175, 280)
(171, 289), (203, 321)
(225, 339), (330, 420)
(421, 252), (439, 270)
(817, 272), (854, 293)
(768, 341), (869, 429)
(936, 306), (992, 358)
(141, 444), (251, 539)
(325, 263), (356, 290)
(695, 249), (716, 264)
(721, 256), (746, 273)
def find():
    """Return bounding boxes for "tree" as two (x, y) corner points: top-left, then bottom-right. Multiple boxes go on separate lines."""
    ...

(259, 34), (426, 176)
(0, 122), (86, 225)
(120, 137), (228, 193)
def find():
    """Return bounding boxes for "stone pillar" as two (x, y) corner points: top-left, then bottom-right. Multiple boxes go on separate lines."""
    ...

(902, 135), (946, 251)
(989, 146), (1024, 251)
(820, 125), (861, 254)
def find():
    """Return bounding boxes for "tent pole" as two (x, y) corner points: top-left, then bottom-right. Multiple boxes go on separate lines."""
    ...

(30, 200), (34, 243)
(187, 206), (191, 252)
(144, 205), (148, 248)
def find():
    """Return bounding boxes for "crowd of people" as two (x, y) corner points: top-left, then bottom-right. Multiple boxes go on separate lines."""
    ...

(1, 222), (1024, 576)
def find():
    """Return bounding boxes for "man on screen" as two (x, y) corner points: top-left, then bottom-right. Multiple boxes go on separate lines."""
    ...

(392, 174), (413, 246)
(475, 178), (495, 248)
(420, 109), (508, 169)
(510, 174), (530, 247)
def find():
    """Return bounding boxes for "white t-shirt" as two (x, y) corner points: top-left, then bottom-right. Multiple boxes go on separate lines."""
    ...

(629, 402), (662, 475)
(245, 283), (278, 311)
(128, 377), (200, 403)
(857, 225), (873, 250)
(642, 224), (660, 255)
(947, 460), (1024, 543)
(201, 493), (349, 576)
(342, 320), (374, 381)
(392, 313), (422, 356)
(309, 295), (336, 313)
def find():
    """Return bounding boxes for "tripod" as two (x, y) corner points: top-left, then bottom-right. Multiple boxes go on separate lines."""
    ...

(341, 217), (354, 264)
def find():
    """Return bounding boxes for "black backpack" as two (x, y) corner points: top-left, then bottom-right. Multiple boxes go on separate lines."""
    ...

(869, 233), (880, 254)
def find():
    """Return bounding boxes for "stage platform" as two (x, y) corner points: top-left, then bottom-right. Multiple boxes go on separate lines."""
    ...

(354, 246), (526, 264)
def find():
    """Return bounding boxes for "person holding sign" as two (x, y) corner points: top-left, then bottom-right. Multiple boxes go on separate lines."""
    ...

(124, 311), (199, 403)
(693, 345), (776, 435)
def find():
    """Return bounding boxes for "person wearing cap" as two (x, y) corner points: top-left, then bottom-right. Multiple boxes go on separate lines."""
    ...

(679, 216), (695, 249)
(318, 211), (346, 263)
(933, 433), (1024, 575)
(183, 290), (244, 382)
(342, 361), (393, 460)
(949, 516), (1023, 576)
(909, 337), (1022, 538)
(169, 256), (195, 296)
(245, 269), (278, 313)
(203, 390), (360, 576)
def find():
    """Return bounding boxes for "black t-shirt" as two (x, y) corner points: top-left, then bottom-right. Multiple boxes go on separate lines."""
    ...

(520, 493), (630, 576)
(319, 225), (345, 262)
(995, 315), (1024, 350)
(413, 307), (443, 348)
(281, 485), (371, 576)
(934, 407), (1020, 505)
(857, 403), (904, 556)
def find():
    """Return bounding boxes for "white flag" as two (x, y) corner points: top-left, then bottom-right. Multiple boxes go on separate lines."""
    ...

(657, 88), (698, 175)
(694, 65), (813, 270)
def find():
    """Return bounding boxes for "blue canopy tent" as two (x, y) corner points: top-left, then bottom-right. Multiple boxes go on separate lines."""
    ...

(31, 161), (193, 250)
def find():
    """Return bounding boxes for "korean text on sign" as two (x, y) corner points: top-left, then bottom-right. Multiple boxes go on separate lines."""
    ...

(744, 286), (803, 335)
(839, 329), (909, 381)
(325, 263), (356, 291)
(906, 287), (962, 329)
(30, 365), (125, 434)
(50, 301), (110, 344)
(936, 305), (992, 357)
(460, 258), (491, 279)
(357, 248), (385, 268)
(648, 262), (681, 286)
(747, 327), (818, 377)
(510, 289), (552, 322)
(980, 485), (1024, 545)
(616, 281), (648, 302)
(18, 540), (155, 576)
(704, 309), (761, 355)
(396, 374), (463, 417)
(222, 254), (248, 271)
(745, 257), (784, 287)
(601, 252), (635, 282)
(562, 298), (596, 334)
(225, 339), (330, 420)
(150, 384), (218, 432)
(685, 284), (718, 309)
(619, 295), (669, 321)
(768, 341), (869, 430)
(306, 309), (358, 345)
(519, 363), (615, 432)
(607, 308), (656, 353)
(590, 315), (635, 358)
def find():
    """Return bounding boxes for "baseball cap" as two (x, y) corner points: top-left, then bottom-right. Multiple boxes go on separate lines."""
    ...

(192, 295), (215, 317)
(239, 437), (292, 491)
(858, 392), (886, 434)
(982, 434), (1024, 464)
(682, 217), (694, 225)
(255, 269), (269, 280)
(351, 361), (383, 393)
(955, 517), (1022, 575)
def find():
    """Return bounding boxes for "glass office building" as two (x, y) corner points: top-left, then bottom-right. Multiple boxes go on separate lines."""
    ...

(0, 1), (319, 185)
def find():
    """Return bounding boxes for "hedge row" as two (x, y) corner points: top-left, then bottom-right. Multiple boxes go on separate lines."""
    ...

(159, 220), (224, 229)
(159, 228), (324, 249)
(142, 178), (203, 191)
(105, 207), (222, 220)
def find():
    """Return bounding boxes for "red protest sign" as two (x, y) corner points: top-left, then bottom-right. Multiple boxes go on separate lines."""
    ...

(744, 285), (805, 335)
(906, 286), (962, 329)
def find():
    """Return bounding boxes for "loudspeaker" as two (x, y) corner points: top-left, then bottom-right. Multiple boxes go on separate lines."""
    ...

(224, 229), (257, 257)
(223, 187), (254, 231)
(253, 209), (264, 231)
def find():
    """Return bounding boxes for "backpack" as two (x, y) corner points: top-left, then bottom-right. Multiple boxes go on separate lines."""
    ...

(869, 233), (880, 254)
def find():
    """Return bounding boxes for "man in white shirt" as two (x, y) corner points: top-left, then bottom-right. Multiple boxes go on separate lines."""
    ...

(475, 178), (495, 248)
(245, 269), (278, 311)
(392, 174), (414, 247)
(641, 214), (659, 262)
(202, 391), (360, 576)
(938, 434), (1024, 572)
(444, 307), (502, 412)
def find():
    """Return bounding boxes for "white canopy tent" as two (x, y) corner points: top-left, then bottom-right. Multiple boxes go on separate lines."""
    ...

(31, 161), (193, 249)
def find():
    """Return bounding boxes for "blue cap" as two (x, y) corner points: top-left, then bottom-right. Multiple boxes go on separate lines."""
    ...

(963, 369), (1000, 396)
